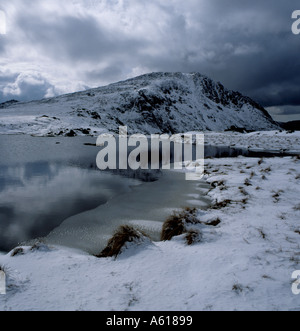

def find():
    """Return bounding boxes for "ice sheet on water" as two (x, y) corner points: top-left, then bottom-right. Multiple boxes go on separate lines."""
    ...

(45, 171), (210, 254)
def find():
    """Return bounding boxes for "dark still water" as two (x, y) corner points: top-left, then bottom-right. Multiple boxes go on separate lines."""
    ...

(0, 135), (140, 252)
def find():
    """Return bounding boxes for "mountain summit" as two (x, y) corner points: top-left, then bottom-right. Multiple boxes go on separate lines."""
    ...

(0, 72), (278, 136)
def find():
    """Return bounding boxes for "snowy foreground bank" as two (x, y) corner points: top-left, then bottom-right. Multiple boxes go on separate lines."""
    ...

(0, 155), (299, 311)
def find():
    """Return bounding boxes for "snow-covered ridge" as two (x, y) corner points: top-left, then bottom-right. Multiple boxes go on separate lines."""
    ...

(0, 72), (279, 136)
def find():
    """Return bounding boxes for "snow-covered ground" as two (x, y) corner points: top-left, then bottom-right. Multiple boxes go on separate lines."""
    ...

(0, 154), (299, 311)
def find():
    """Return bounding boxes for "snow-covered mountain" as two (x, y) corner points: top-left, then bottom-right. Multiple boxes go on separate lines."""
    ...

(0, 72), (279, 136)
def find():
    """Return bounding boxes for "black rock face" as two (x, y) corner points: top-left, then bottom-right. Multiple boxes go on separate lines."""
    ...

(0, 100), (19, 108)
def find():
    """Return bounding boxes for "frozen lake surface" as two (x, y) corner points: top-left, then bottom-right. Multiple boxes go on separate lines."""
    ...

(0, 135), (209, 253)
(0, 135), (146, 252)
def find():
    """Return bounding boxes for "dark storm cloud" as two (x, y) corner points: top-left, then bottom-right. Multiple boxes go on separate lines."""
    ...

(85, 66), (123, 84)
(152, 1), (300, 111)
(141, 0), (300, 110)
(267, 105), (300, 122)
(0, 0), (300, 117)
(269, 105), (300, 116)
(16, 14), (144, 64)
(280, 106), (300, 116)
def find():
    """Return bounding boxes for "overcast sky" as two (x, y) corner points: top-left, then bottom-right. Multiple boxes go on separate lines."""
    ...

(0, 0), (299, 122)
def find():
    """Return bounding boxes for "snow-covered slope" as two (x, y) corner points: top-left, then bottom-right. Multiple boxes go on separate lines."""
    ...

(0, 72), (279, 136)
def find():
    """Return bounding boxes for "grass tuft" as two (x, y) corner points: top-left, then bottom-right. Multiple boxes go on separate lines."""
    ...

(258, 229), (267, 240)
(185, 230), (202, 246)
(96, 225), (147, 258)
(96, 225), (148, 258)
(232, 284), (243, 294)
(161, 214), (186, 241)
(161, 208), (199, 241)
(261, 167), (271, 173)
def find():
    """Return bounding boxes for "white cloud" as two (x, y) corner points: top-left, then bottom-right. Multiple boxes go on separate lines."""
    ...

(1, 72), (56, 102)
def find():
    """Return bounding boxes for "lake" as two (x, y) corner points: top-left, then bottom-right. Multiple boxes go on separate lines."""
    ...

(1, 134), (286, 254)
(0, 135), (209, 254)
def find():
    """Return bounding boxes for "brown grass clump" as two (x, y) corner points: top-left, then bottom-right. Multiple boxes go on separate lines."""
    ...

(96, 225), (147, 258)
(161, 208), (199, 241)
(185, 230), (202, 246)
(161, 214), (185, 241)
(232, 284), (244, 294)
(182, 207), (198, 224)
